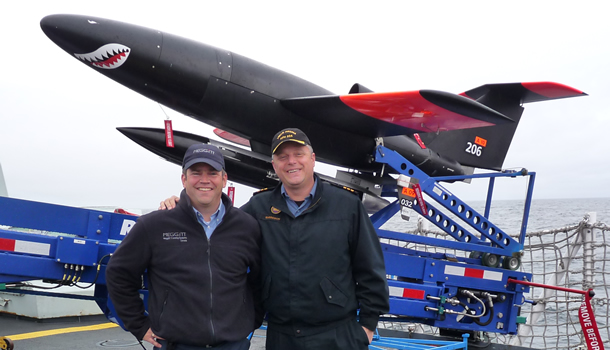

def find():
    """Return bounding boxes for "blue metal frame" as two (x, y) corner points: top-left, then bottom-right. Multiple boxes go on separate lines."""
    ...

(370, 333), (469, 350)
(373, 146), (533, 257)
(252, 325), (470, 349)
(370, 146), (533, 335)
(0, 196), (135, 320)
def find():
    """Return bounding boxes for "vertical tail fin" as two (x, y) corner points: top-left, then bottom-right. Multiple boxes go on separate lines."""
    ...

(417, 82), (586, 170)
(0, 162), (8, 197)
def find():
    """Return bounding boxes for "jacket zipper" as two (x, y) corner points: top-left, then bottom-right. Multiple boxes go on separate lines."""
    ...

(159, 289), (169, 324)
(207, 235), (215, 342)
(302, 197), (322, 214)
(196, 202), (229, 344)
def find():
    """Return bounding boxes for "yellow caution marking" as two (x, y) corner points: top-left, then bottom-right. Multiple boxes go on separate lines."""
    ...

(4, 322), (118, 340)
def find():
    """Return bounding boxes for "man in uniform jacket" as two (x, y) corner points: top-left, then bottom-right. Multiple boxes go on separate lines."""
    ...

(106, 143), (262, 350)
(242, 128), (389, 350)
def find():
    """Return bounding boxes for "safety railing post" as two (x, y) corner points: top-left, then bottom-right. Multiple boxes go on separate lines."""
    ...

(583, 212), (597, 290)
(511, 214), (594, 346)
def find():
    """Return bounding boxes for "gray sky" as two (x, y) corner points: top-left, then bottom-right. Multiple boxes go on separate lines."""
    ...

(1, 1), (608, 210)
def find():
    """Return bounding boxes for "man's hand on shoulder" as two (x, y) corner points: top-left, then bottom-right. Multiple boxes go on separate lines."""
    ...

(158, 195), (180, 210)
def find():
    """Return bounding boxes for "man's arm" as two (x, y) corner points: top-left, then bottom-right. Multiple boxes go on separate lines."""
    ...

(105, 220), (153, 340)
(248, 223), (264, 329)
(239, 199), (265, 328)
(351, 199), (390, 332)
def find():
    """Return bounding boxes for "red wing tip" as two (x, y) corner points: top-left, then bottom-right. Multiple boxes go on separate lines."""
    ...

(522, 82), (586, 98)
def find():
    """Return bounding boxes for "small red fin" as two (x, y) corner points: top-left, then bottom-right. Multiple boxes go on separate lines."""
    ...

(213, 129), (250, 147)
(114, 208), (139, 216)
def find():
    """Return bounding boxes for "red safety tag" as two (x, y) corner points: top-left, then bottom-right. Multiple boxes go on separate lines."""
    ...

(414, 133), (426, 149)
(579, 291), (605, 350)
(164, 120), (174, 148)
(412, 183), (428, 215)
(227, 185), (235, 204)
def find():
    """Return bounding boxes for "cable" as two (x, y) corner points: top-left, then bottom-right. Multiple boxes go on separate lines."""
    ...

(473, 305), (494, 326)
(74, 254), (112, 289)
(473, 293), (494, 326)
(5, 282), (64, 290)
(10, 254), (113, 291)
(460, 290), (487, 318)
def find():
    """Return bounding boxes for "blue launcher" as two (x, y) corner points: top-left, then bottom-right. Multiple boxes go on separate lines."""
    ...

(372, 145), (532, 335)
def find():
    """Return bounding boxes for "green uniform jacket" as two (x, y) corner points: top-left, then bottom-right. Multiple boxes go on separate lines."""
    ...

(242, 176), (389, 336)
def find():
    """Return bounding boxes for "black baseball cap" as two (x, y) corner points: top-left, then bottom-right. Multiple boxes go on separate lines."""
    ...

(271, 128), (312, 154)
(182, 143), (225, 171)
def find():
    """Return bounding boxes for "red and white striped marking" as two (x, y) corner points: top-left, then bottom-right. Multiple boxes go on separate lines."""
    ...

(389, 286), (426, 300)
(444, 265), (503, 281)
(0, 238), (51, 256)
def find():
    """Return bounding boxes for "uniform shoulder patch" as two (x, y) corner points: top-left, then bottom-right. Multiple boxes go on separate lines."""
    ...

(340, 186), (356, 194)
(253, 187), (272, 196)
(327, 181), (360, 196)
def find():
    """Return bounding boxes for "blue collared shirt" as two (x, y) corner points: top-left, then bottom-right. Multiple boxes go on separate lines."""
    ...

(194, 201), (226, 239)
(281, 178), (317, 217)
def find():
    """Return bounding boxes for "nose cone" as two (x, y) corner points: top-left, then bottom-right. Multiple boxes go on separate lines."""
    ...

(41, 14), (162, 71)
(40, 14), (216, 111)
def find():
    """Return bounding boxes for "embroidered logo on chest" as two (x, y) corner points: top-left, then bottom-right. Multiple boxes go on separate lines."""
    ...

(162, 232), (188, 242)
(270, 206), (281, 214)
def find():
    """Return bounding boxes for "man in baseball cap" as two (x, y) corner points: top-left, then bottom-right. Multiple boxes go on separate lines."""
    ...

(243, 128), (389, 350)
(107, 143), (262, 350)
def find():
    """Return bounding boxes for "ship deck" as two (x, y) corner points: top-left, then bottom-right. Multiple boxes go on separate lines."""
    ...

(1, 313), (541, 350)
(0, 313), (266, 349)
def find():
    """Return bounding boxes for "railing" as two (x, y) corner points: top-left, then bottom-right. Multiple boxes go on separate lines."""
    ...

(378, 212), (610, 349)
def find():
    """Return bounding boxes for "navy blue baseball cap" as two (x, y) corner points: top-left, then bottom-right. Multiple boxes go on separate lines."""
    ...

(182, 143), (225, 171)
(271, 128), (312, 154)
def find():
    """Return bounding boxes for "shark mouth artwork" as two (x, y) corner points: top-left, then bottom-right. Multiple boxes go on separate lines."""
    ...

(74, 43), (130, 69)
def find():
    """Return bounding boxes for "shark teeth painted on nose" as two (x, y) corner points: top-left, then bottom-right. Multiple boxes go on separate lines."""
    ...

(74, 43), (131, 69)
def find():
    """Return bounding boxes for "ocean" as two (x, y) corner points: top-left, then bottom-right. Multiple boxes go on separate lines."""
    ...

(381, 197), (610, 234)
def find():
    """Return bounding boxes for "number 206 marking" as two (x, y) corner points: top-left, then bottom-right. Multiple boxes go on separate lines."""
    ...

(465, 142), (482, 157)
